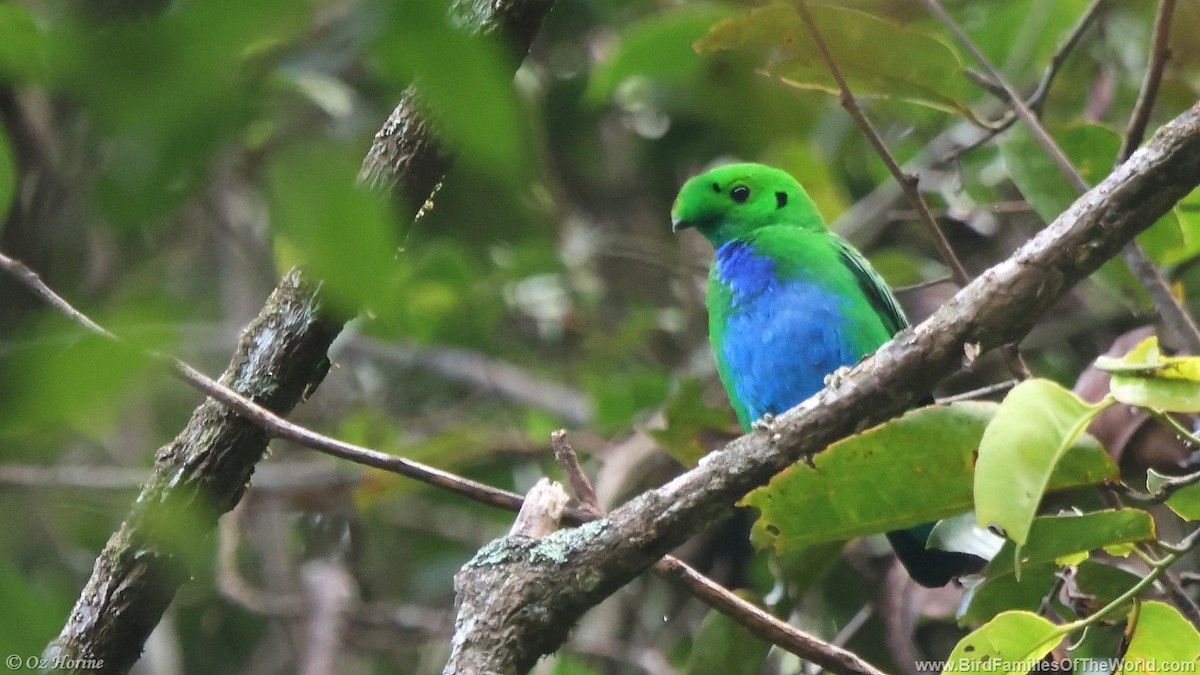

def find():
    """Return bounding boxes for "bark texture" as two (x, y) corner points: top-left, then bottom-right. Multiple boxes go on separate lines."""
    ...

(44, 271), (340, 673)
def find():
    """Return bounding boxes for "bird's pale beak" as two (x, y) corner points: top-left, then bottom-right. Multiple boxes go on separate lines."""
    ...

(671, 216), (692, 233)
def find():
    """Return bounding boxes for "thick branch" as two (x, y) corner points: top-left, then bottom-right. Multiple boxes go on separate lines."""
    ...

(442, 102), (1200, 674)
(44, 270), (341, 674)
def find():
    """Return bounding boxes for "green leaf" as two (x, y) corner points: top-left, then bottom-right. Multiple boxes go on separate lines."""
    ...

(1140, 187), (1200, 266)
(984, 510), (1156, 579)
(1096, 336), (1200, 412)
(1166, 483), (1200, 521)
(684, 603), (771, 675)
(267, 140), (400, 318)
(958, 563), (1059, 625)
(944, 611), (1062, 674)
(695, 5), (982, 123)
(1000, 123), (1119, 224)
(0, 3), (47, 82)
(588, 4), (735, 101)
(1074, 560), (1143, 609)
(0, 307), (172, 440)
(584, 366), (670, 434)
(975, 379), (1109, 548)
(1110, 377), (1200, 412)
(1095, 335), (1200, 379)
(651, 378), (733, 467)
(742, 402), (1115, 552)
(1121, 601), (1200, 674)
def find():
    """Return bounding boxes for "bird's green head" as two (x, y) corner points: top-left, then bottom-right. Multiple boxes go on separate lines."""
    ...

(670, 162), (825, 245)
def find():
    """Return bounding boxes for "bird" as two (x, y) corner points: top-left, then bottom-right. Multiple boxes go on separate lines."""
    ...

(670, 161), (985, 587)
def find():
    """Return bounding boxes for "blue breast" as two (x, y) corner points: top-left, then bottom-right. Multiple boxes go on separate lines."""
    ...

(715, 241), (862, 427)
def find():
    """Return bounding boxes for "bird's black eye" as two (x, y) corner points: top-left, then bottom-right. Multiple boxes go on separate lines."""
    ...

(730, 185), (751, 203)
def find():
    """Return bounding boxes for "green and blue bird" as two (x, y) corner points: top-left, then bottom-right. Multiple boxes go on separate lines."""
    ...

(671, 162), (984, 587)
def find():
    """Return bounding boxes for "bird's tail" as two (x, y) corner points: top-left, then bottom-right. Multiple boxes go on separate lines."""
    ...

(885, 528), (989, 588)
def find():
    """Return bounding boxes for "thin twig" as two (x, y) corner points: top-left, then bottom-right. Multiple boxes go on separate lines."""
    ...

(654, 557), (886, 675)
(551, 429), (603, 517)
(922, 0), (1200, 355)
(1118, 0), (1176, 162)
(940, 0), (1108, 161)
(794, 1), (968, 288)
(829, 604), (874, 649)
(0, 248), (577, 521)
(0, 250), (116, 339)
(1107, 0), (1200, 354)
(1029, 0), (1110, 116)
(795, 0), (1030, 379)
(934, 379), (1018, 404)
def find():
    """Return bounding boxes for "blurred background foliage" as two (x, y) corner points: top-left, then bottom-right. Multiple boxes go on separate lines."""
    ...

(1, 0), (1200, 673)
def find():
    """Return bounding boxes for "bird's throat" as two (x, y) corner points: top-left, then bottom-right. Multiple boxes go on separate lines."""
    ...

(714, 240), (778, 300)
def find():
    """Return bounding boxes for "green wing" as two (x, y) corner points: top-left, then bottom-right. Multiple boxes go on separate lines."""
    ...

(833, 235), (908, 336)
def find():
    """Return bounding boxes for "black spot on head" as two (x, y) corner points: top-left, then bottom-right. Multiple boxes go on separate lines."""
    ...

(730, 185), (750, 203)
(775, 191), (788, 209)
(711, 182), (721, 193)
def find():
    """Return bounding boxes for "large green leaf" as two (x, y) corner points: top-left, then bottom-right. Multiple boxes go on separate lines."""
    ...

(695, 5), (981, 123)
(975, 379), (1109, 549)
(985, 510), (1155, 579)
(742, 402), (1115, 552)
(944, 611), (1062, 674)
(1120, 601), (1200, 673)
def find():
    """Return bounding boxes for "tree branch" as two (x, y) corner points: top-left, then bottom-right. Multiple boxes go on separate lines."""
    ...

(38, 0), (558, 671)
(438, 101), (1200, 674)
(1119, 0), (1176, 162)
(43, 269), (341, 674)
